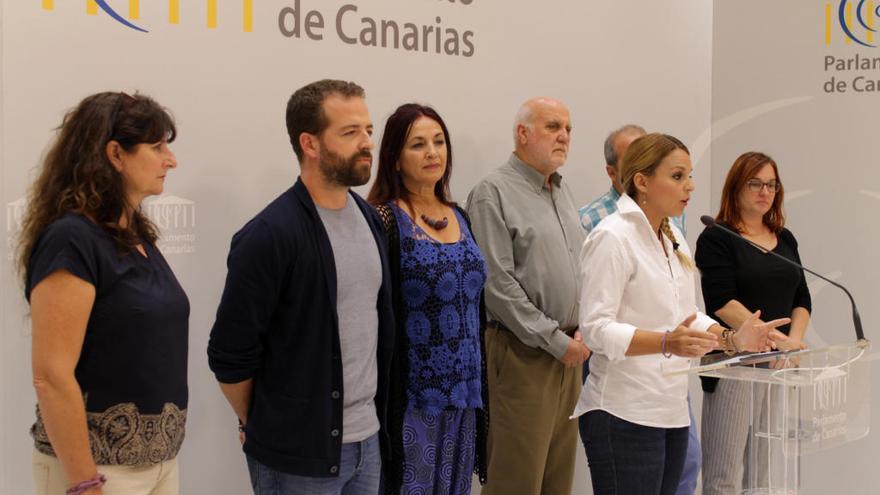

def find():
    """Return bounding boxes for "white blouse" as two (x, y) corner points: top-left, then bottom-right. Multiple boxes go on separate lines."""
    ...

(571, 193), (717, 428)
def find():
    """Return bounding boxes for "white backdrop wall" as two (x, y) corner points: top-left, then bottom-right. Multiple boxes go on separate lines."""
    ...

(710, 1), (879, 493)
(0, 1), (717, 494)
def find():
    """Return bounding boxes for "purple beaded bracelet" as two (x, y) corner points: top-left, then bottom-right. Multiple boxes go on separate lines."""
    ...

(661, 331), (672, 358)
(66, 473), (106, 495)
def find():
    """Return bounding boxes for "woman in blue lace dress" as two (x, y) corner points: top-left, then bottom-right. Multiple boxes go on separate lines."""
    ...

(368, 103), (487, 495)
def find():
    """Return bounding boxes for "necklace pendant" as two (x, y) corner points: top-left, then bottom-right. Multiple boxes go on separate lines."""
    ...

(420, 213), (449, 230)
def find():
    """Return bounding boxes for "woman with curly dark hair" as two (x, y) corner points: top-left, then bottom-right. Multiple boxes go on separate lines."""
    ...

(18, 92), (189, 495)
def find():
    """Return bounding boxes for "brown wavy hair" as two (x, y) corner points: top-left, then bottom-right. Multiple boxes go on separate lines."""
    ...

(715, 151), (784, 234)
(16, 91), (177, 283)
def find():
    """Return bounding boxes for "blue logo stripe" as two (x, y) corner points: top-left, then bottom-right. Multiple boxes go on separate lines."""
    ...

(856, 0), (877, 32)
(839, 0), (874, 47)
(94, 0), (149, 33)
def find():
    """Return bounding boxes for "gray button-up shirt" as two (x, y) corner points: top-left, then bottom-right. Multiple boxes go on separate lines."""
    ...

(466, 153), (586, 359)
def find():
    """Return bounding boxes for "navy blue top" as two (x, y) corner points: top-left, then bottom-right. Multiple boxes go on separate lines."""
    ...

(26, 213), (189, 464)
(208, 179), (395, 478)
(391, 203), (486, 412)
(26, 213), (190, 413)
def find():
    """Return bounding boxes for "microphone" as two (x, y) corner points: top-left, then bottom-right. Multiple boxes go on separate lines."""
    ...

(700, 215), (868, 344)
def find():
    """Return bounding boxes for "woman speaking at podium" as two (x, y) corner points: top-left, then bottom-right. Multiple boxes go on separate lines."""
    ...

(573, 134), (790, 495)
(695, 151), (811, 495)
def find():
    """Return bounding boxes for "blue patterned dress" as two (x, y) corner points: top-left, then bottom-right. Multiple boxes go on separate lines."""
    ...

(390, 203), (486, 495)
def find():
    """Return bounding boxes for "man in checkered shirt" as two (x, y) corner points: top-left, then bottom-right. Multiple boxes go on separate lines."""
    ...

(578, 124), (685, 235)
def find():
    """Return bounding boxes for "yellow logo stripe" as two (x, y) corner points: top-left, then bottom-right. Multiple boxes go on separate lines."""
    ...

(244, 0), (253, 32)
(40, 0), (253, 32)
(207, 0), (217, 29)
(169, 0), (180, 24)
(826, 2), (833, 45)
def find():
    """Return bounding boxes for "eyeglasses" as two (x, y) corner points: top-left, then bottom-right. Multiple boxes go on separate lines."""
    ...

(746, 179), (780, 193)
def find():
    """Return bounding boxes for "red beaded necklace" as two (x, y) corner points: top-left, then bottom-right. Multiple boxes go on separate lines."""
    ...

(419, 212), (449, 230)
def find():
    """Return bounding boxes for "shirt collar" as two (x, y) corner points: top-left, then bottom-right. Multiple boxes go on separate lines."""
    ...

(617, 192), (653, 230)
(607, 186), (621, 201)
(617, 193), (676, 249)
(508, 152), (562, 193)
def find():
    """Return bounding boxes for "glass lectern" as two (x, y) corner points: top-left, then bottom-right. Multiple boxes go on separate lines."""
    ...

(668, 342), (871, 494)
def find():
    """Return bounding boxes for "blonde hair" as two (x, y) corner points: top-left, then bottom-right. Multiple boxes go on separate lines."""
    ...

(620, 133), (694, 270)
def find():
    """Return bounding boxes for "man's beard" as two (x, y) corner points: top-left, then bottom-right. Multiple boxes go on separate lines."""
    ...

(318, 147), (372, 187)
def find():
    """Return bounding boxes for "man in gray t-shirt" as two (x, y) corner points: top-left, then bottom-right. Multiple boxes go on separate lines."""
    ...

(316, 199), (382, 444)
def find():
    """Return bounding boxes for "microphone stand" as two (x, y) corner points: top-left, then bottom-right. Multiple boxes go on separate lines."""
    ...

(700, 216), (869, 346)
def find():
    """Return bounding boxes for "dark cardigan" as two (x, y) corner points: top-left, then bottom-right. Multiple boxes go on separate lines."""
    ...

(208, 181), (395, 477)
(374, 202), (489, 493)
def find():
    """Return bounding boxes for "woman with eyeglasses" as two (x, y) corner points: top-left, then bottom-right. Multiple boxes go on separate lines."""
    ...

(18, 92), (188, 495)
(695, 151), (811, 494)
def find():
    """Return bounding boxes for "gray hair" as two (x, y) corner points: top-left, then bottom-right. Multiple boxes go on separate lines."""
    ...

(604, 124), (646, 166)
(512, 102), (535, 143)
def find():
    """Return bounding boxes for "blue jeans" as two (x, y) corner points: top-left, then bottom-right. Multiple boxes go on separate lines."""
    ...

(583, 410), (688, 495)
(677, 399), (701, 495)
(245, 433), (381, 495)
(579, 361), (701, 495)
